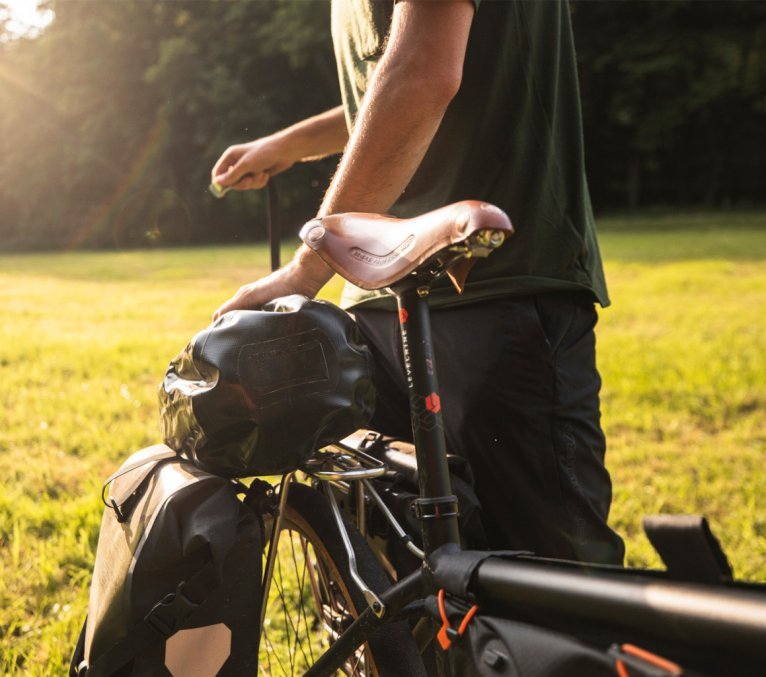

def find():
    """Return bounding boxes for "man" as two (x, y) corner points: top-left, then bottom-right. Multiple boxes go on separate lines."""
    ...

(211, 0), (624, 564)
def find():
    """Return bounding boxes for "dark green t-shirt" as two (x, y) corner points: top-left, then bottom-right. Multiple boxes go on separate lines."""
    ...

(330, 0), (609, 309)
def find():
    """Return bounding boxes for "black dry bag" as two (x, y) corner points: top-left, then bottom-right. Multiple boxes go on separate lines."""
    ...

(158, 295), (376, 477)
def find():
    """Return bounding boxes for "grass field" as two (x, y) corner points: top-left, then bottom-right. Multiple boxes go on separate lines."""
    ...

(1, 210), (765, 673)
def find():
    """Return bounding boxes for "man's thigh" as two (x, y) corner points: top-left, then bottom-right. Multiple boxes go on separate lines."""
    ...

(354, 294), (624, 564)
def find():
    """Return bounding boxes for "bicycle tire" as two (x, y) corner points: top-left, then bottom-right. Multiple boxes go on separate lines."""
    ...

(259, 482), (424, 676)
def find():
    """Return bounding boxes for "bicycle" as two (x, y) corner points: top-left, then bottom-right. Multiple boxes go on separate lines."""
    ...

(254, 200), (766, 676)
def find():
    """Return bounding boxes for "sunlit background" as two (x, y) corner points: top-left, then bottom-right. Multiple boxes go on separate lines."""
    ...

(2, 0), (53, 38)
(0, 0), (339, 251)
(0, 1), (764, 252)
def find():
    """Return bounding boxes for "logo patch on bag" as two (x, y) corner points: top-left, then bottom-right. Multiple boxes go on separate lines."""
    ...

(237, 328), (336, 406)
(165, 623), (232, 676)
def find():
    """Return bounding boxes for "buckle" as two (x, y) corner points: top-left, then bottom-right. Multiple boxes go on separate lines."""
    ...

(108, 498), (126, 523)
(144, 581), (199, 637)
(358, 430), (385, 452)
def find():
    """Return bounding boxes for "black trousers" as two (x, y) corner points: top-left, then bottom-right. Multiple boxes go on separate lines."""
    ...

(353, 292), (625, 565)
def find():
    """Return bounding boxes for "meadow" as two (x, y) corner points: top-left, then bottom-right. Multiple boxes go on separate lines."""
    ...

(1, 210), (765, 673)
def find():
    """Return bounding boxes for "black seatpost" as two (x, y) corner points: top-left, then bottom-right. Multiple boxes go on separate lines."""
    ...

(391, 281), (461, 555)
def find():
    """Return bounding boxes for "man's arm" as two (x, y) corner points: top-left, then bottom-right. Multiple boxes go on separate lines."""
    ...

(213, 0), (475, 318)
(319, 0), (474, 216)
(212, 105), (348, 192)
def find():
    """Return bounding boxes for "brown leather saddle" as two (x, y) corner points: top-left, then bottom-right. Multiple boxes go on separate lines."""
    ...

(299, 200), (514, 293)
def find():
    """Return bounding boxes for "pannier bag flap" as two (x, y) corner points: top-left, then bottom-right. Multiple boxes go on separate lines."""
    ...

(158, 295), (376, 477)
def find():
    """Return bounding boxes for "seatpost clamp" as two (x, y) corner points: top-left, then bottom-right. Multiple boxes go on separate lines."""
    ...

(412, 495), (459, 521)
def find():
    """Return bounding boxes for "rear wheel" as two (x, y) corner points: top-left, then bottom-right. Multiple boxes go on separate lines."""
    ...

(259, 482), (423, 676)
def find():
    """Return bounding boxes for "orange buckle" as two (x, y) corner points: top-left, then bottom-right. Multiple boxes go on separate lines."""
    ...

(436, 589), (479, 651)
(615, 643), (683, 676)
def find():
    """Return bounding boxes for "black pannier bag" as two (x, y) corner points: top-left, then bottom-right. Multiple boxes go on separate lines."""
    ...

(159, 295), (376, 477)
(71, 445), (262, 676)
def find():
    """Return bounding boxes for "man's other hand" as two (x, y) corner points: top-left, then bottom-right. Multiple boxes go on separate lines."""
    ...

(212, 246), (333, 320)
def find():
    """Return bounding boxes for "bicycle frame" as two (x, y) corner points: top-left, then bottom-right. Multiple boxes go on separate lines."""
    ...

(273, 269), (766, 676)
(388, 279), (461, 555)
(300, 279), (455, 676)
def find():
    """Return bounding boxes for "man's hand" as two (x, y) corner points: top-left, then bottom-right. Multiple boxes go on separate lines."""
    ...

(212, 245), (333, 320)
(211, 107), (348, 193)
(212, 135), (296, 192)
(209, 108), (346, 319)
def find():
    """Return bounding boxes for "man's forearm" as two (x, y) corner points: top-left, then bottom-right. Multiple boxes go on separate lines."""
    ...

(317, 72), (450, 217)
(277, 105), (348, 163)
(318, 1), (474, 218)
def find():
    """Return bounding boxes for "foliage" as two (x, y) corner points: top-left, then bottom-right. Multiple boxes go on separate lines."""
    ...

(0, 0), (338, 251)
(0, 212), (765, 672)
(573, 0), (766, 208)
(0, 1), (765, 251)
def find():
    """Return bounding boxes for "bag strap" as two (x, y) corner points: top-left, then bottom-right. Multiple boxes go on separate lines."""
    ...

(102, 447), (178, 491)
(643, 515), (733, 584)
(100, 447), (178, 516)
(83, 559), (221, 677)
(69, 617), (88, 677)
(428, 543), (533, 599)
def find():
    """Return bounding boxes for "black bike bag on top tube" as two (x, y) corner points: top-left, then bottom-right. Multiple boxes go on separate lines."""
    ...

(434, 601), (705, 677)
(428, 575), (682, 677)
(433, 601), (620, 677)
(427, 544), (766, 676)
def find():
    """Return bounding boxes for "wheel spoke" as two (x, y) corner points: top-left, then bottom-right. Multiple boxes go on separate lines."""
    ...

(258, 487), (380, 676)
(274, 545), (299, 674)
(287, 531), (315, 667)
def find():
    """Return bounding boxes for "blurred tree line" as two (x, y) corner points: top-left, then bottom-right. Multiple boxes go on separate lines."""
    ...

(0, 0), (764, 251)
(573, 1), (766, 210)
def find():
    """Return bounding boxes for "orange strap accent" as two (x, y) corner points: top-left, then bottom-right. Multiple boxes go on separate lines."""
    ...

(621, 644), (682, 675)
(436, 589), (479, 651)
(615, 659), (630, 677)
(438, 589), (450, 627)
(457, 603), (480, 635)
(436, 589), (452, 650)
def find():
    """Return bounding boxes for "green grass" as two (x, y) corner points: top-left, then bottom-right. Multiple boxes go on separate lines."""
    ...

(596, 211), (766, 577)
(1, 209), (765, 673)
